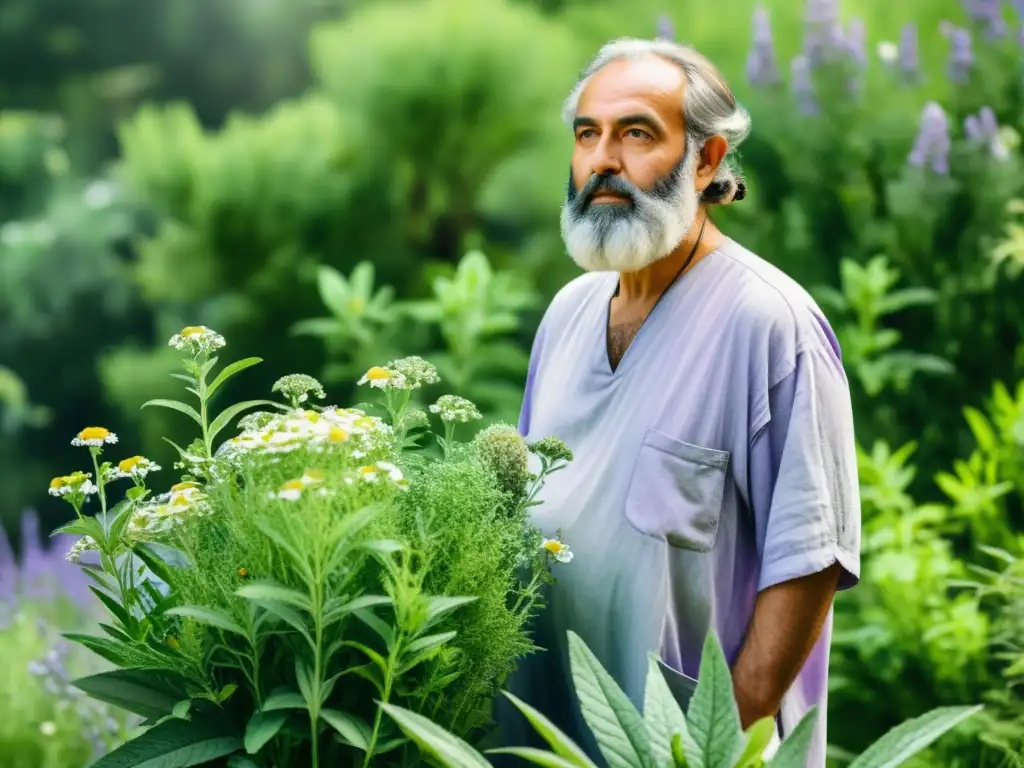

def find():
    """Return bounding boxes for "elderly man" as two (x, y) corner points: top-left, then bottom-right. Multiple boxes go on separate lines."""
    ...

(500, 38), (861, 767)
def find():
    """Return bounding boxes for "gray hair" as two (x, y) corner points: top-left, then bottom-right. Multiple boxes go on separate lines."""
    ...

(562, 38), (752, 204)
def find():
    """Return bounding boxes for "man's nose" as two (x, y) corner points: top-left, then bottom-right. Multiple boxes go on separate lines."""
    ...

(590, 138), (623, 177)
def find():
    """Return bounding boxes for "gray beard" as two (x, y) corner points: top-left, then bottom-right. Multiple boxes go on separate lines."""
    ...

(560, 145), (700, 273)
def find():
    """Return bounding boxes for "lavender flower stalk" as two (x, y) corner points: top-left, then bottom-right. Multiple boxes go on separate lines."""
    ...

(898, 22), (920, 82)
(803, 0), (843, 65)
(791, 55), (818, 115)
(909, 102), (952, 174)
(655, 14), (675, 41)
(962, 0), (1007, 38)
(941, 22), (974, 83)
(746, 6), (781, 86)
(965, 106), (1010, 160)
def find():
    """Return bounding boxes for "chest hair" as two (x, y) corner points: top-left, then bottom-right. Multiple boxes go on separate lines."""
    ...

(607, 317), (647, 371)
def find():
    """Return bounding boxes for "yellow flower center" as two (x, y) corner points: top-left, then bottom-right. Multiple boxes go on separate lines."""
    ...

(171, 482), (199, 493)
(543, 540), (566, 555)
(365, 367), (392, 381)
(280, 479), (305, 492)
(77, 427), (110, 441)
(50, 476), (66, 489)
(358, 465), (378, 475)
(304, 411), (321, 423)
(118, 456), (146, 472)
(303, 469), (325, 484)
(180, 326), (206, 337)
(171, 494), (191, 507)
(328, 427), (348, 442)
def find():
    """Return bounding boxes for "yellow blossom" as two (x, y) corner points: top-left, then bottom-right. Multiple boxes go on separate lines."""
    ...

(72, 426), (118, 448)
(542, 538), (573, 564)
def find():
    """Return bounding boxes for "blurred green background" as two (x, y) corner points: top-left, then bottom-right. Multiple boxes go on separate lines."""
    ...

(2, 0), (1024, 764)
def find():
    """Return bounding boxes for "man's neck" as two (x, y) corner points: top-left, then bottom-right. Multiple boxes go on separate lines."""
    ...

(616, 214), (723, 305)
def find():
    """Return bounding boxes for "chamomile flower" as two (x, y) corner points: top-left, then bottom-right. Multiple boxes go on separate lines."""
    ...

(357, 461), (404, 485)
(429, 394), (482, 423)
(357, 366), (405, 389)
(272, 468), (327, 501)
(542, 538), (573, 564)
(71, 427), (118, 448)
(168, 325), (226, 355)
(48, 471), (97, 498)
(385, 356), (440, 389)
(114, 455), (161, 480)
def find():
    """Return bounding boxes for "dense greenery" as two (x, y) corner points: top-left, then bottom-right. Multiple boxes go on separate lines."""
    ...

(2, 0), (1024, 764)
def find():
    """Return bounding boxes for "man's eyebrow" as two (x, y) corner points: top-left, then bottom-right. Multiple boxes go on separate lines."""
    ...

(572, 114), (665, 136)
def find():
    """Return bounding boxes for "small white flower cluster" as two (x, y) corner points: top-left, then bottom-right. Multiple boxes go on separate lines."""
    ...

(356, 357), (439, 391)
(127, 482), (213, 539)
(429, 394), (482, 423)
(272, 374), (326, 404)
(48, 471), (98, 498)
(271, 459), (408, 502)
(168, 325), (226, 356)
(221, 406), (392, 460)
(65, 535), (99, 564)
(71, 427), (118, 448)
(542, 538), (573, 564)
(112, 455), (161, 481)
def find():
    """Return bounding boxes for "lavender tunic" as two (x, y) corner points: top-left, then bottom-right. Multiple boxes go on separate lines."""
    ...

(498, 238), (861, 767)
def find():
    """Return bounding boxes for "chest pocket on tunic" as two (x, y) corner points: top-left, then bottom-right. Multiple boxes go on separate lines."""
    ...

(624, 428), (730, 552)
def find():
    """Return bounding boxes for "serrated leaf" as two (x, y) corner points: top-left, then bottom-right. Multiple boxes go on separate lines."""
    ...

(321, 709), (371, 750)
(762, 709), (816, 767)
(86, 716), (241, 767)
(846, 705), (983, 768)
(643, 656), (689, 767)
(683, 632), (744, 768)
(567, 631), (656, 768)
(207, 357), (262, 399)
(167, 605), (247, 637)
(244, 710), (288, 754)
(380, 703), (492, 768)
(499, 691), (598, 768)
(142, 399), (203, 426)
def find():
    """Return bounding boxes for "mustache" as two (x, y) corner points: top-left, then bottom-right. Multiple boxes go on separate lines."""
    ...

(566, 154), (689, 215)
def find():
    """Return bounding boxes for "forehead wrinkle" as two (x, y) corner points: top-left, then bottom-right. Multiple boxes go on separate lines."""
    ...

(576, 56), (687, 132)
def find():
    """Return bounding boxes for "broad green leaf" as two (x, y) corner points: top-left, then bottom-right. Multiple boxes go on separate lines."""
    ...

(317, 264), (353, 318)
(488, 748), (589, 768)
(89, 586), (134, 630)
(321, 709), (371, 750)
(423, 596), (478, 629)
(132, 543), (178, 585)
(237, 581), (313, 613)
(167, 605), (247, 637)
(209, 399), (282, 442)
(87, 717), (242, 767)
(52, 515), (105, 540)
(380, 703), (492, 768)
(735, 717), (777, 768)
(500, 691), (598, 768)
(762, 709), (815, 767)
(295, 658), (316, 705)
(262, 689), (307, 712)
(142, 398), (203, 426)
(250, 600), (313, 648)
(567, 631), (656, 768)
(99, 623), (133, 643)
(683, 633), (744, 768)
(325, 594), (392, 625)
(207, 357), (263, 399)
(63, 633), (134, 667)
(72, 669), (190, 721)
(847, 705), (983, 768)
(244, 710), (288, 754)
(642, 656), (689, 767)
(228, 758), (261, 768)
(353, 608), (394, 646)
(398, 631), (459, 675)
(172, 700), (191, 720)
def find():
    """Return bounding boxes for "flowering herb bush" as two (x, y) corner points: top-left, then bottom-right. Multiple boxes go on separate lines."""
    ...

(50, 326), (573, 767)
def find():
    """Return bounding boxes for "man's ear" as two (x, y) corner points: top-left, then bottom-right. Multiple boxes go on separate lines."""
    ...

(695, 135), (728, 190)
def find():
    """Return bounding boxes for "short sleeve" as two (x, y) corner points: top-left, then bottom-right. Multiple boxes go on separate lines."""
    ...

(518, 318), (547, 438)
(748, 346), (861, 593)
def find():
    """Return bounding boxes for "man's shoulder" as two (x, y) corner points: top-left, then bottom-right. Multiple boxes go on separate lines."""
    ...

(540, 271), (607, 324)
(714, 240), (842, 369)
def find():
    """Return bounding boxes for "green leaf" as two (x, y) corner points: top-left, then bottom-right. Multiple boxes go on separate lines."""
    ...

(245, 710), (289, 754)
(141, 398), (203, 426)
(765, 709), (816, 768)
(52, 515), (105, 540)
(734, 717), (777, 768)
(499, 691), (598, 768)
(962, 407), (997, 453)
(207, 357), (263, 399)
(172, 700), (191, 720)
(423, 595), (477, 629)
(89, 586), (134, 631)
(62, 633), (133, 667)
(325, 594), (392, 625)
(254, 519), (313, 580)
(683, 632), (744, 768)
(321, 709), (371, 750)
(87, 716), (241, 767)
(72, 669), (190, 721)
(228, 758), (261, 768)
(488, 748), (588, 768)
(642, 656), (689, 767)
(380, 703), (492, 768)
(262, 689), (308, 712)
(132, 543), (178, 585)
(167, 605), (247, 637)
(398, 631), (460, 674)
(252, 601), (313, 647)
(353, 608), (394, 646)
(847, 706), (983, 768)
(209, 399), (282, 442)
(237, 581), (313, 613)
(566, 631), (656, 768)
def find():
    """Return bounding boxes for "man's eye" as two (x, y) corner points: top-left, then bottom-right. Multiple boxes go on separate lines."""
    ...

(577, 129), (597, 140)
(626, 128), (652, 140)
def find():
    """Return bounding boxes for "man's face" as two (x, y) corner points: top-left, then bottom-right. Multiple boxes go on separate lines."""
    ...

(561, 56), (701, 273)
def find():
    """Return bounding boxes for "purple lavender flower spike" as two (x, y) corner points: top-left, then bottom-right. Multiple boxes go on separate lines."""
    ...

(0, 521), (15, 605)
(746, 6), (781, 86)
(965, 106), (1010, 159)
(844, 19), (867, 68)
(941, 22), (974, 83)
(791, 55), (818, 114)
(898, 22), (920, 81)
(962, 0), (1007, 38)
(909, 101), (951, 174)
(656, 14), (675, 41)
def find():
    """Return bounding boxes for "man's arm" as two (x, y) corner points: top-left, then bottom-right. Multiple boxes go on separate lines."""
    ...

(730, 564), (841, 728)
